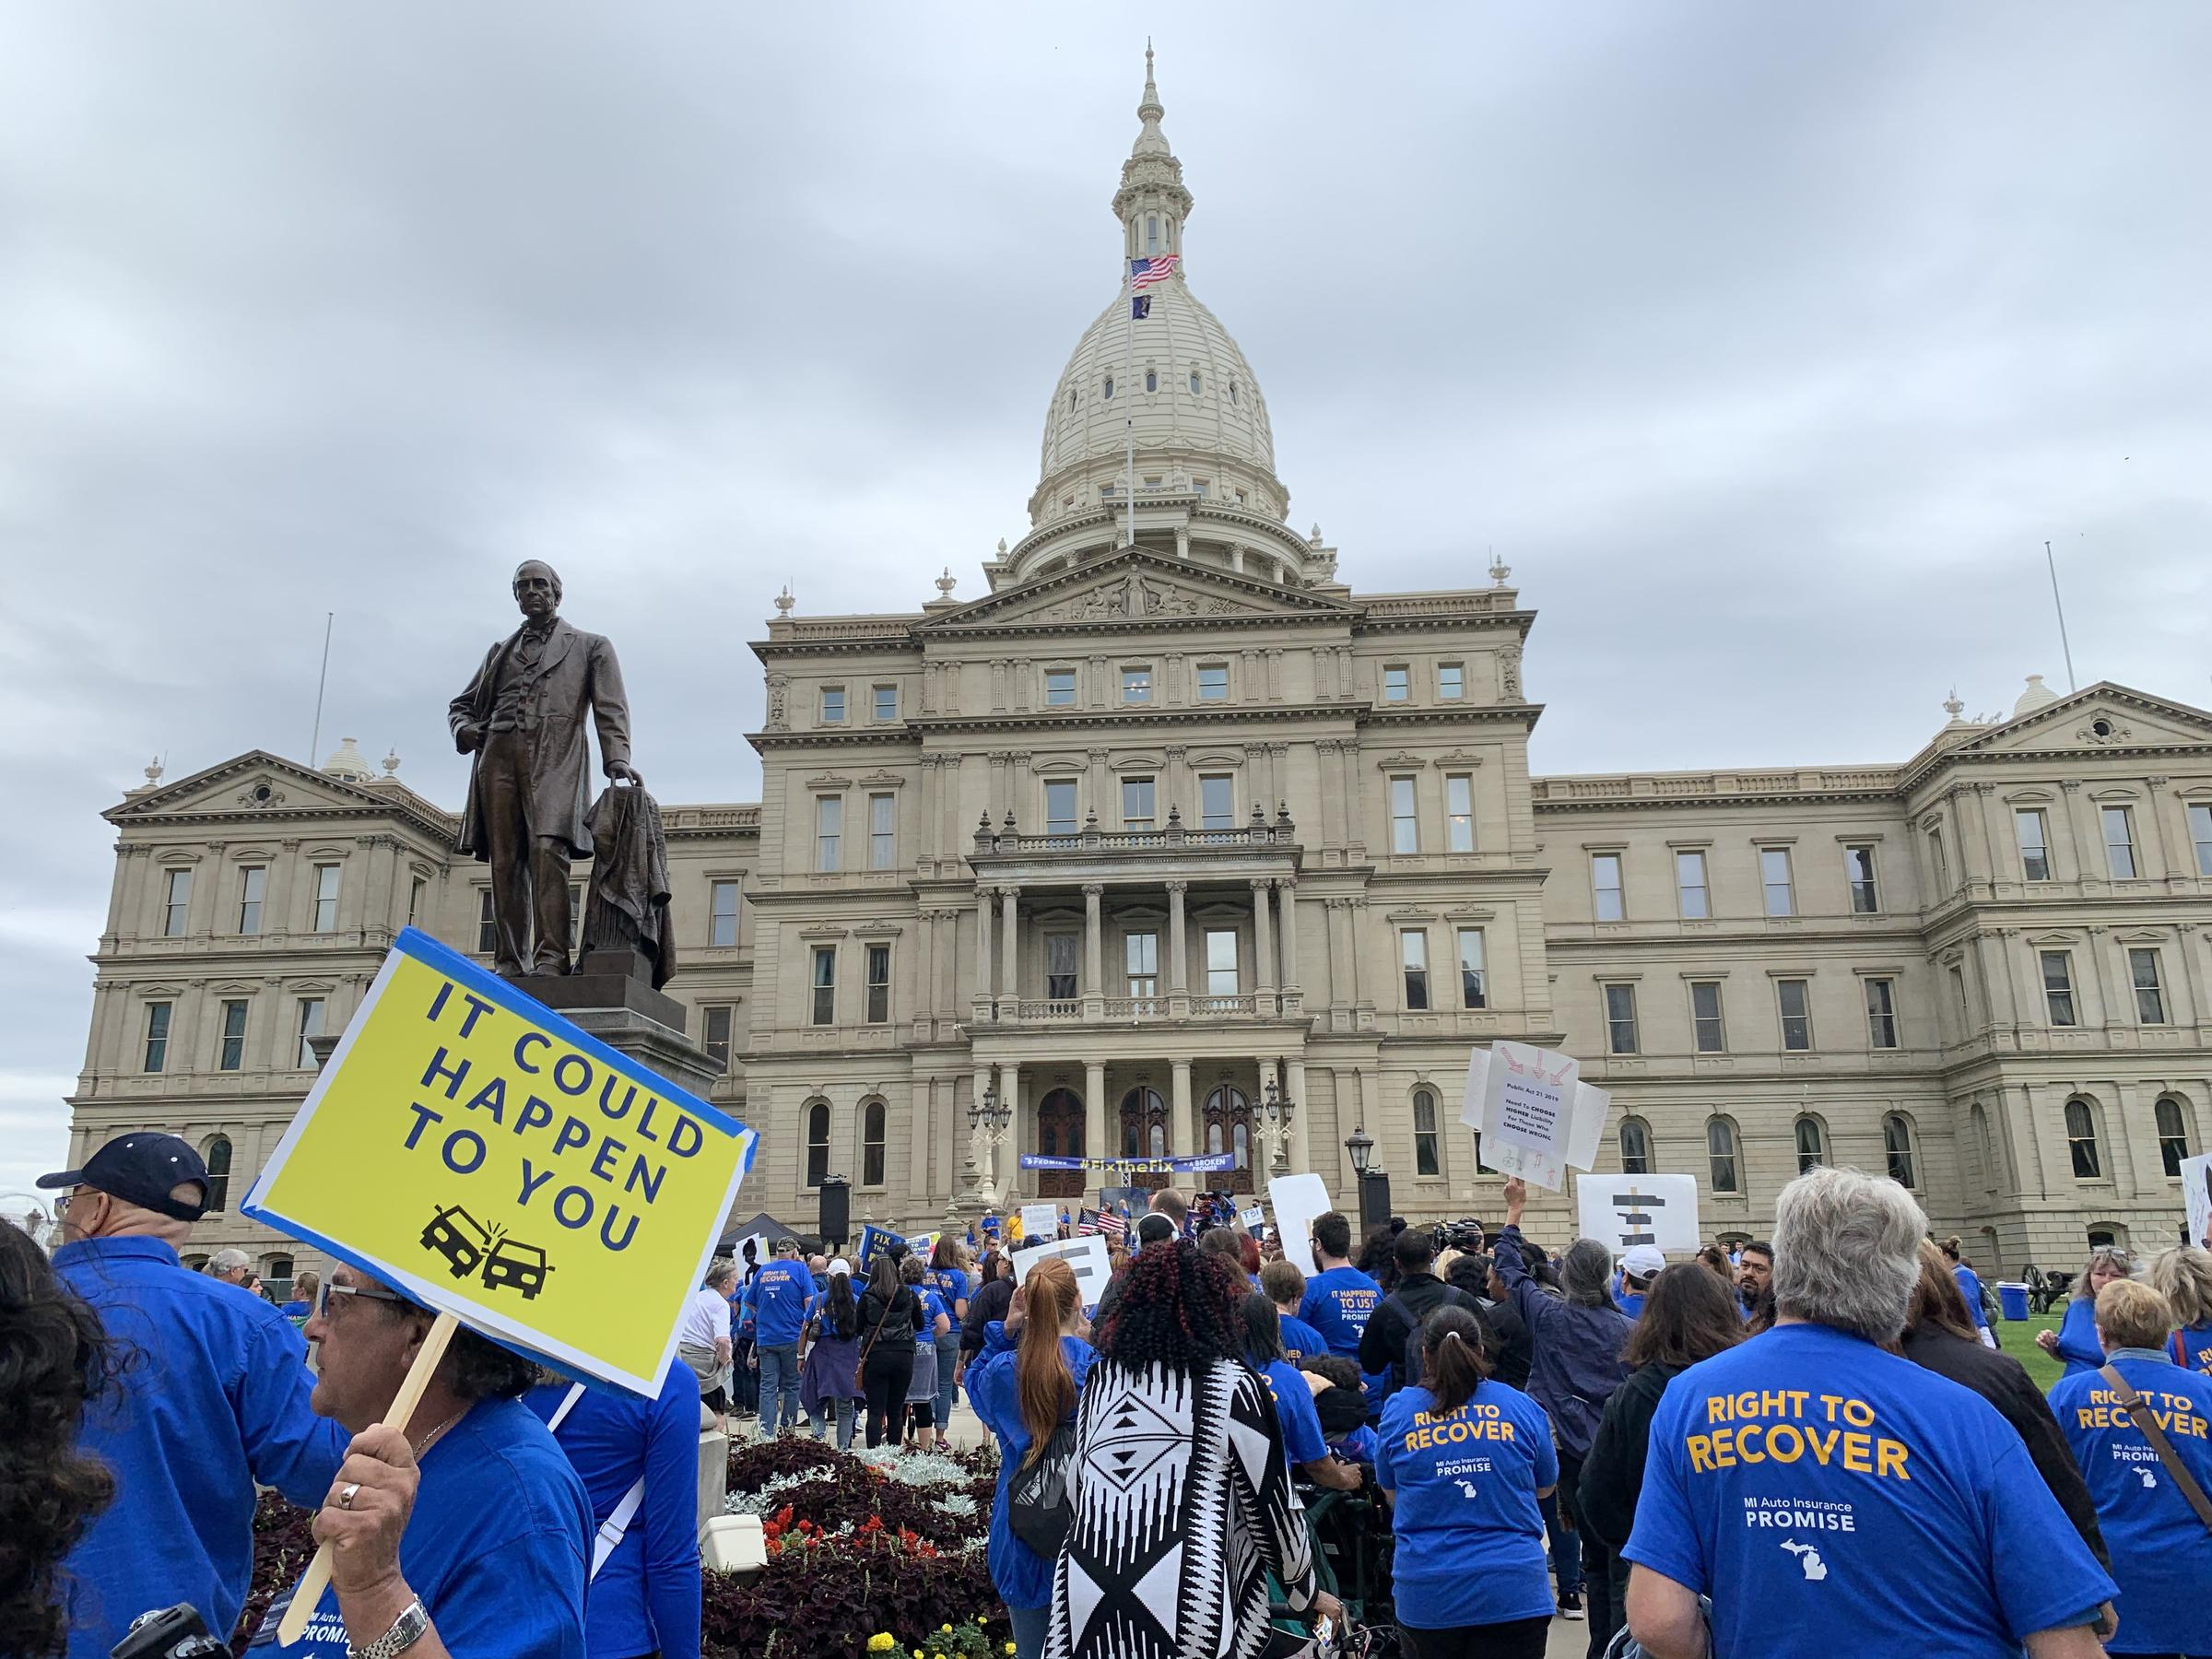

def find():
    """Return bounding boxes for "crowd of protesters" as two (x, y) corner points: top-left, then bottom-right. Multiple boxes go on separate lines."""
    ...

(17, 1128), (2212, 1659)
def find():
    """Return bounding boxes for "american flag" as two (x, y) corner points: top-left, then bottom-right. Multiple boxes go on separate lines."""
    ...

(1129, 255), (1180, 292)
(1081, 1209), (1127, 1240)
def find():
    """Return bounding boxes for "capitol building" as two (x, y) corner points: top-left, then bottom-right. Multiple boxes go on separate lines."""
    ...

(60, 59), (2212, 1281)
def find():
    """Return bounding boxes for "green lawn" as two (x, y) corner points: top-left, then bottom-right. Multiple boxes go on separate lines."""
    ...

(1998, 1311), (2067, 1394)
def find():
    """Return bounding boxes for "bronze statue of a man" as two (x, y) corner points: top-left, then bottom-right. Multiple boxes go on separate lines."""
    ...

(449, 561), (639, 978)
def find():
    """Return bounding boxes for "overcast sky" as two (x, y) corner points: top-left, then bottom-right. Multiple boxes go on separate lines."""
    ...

(5, 4), (2208, 1199)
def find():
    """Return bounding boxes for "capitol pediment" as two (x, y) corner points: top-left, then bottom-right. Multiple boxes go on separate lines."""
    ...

(1956, 685), (2212, 758)
(918, 548), (1350, 634)
(105, 750), (457, 836)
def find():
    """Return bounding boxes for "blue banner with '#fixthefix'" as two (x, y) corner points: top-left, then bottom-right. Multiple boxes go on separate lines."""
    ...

(1018, 1152), (1237, 1173)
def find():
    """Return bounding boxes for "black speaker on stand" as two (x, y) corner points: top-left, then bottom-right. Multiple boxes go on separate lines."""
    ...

(1358, 1170), (1393, 1232)
(818, 1175), (851, 1252)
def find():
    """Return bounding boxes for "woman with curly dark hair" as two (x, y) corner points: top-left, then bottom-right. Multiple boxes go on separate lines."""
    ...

(0, 1219), (118, 1659)
(1047, 1239), (1338, 1659)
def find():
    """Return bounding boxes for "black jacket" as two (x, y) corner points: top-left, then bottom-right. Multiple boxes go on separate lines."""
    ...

(960, 1275), (1015, 1358)
(1578, 1359), (1682, 1554)
(1474, 1297), (1534, 1393)
(1359, 1271), (1479, 1386)
(1900, 1325), (2109, 1569)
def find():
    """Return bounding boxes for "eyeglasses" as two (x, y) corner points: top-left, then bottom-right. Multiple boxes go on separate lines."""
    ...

(315, 1280), (408, 1321)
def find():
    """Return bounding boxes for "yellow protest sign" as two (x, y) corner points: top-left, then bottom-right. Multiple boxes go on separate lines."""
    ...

(242, 927), (758, 1394)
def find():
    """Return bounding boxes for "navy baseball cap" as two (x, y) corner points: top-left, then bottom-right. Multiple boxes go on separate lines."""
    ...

(38, 1133), (209, 1221)
(1135, 1213), (1177, 1246)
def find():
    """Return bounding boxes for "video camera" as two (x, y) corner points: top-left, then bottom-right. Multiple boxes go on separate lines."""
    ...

(112, 1606), (226, 1659)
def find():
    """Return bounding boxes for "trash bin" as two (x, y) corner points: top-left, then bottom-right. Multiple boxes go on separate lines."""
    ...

(1997, 1281), (2030, 1322)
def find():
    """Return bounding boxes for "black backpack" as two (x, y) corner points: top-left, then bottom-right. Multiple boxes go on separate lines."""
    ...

(1007, 1417), (1079, 1556)
(1383, 1287), (1475, 1391)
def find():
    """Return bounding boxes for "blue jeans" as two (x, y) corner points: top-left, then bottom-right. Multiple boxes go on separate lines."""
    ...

(1007, 1604), (1051, 1659)
(732, 1335), (759, 1413)
(1541, 1483), (1583, 1596)
(806, 1394), (854, 1449)
(935, 1335), (960, 1431)
(757, 1342), (800, 1436)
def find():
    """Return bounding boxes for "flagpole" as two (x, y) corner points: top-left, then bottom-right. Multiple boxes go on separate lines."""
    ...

(1124, 260), (1136, 547)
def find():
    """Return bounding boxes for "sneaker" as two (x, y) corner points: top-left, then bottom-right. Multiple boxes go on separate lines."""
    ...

(1558, 1593), (1585, 1621)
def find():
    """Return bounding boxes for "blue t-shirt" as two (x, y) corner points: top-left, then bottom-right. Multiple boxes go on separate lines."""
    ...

(2174, 1320), (2212, 1379)
(967, 1324), (1099, 1610)
(924, 1265), (971, 1320)
(277, 1299), (312, 1320)
(1953, 1265), (1989, 1330)
(918, 1286), (951, 1335)
(1300, 1265), (1382, 1359)
(54, 1236), (347, 1659)
(729, 1278), (754, 1335)
(1617, 1290), (1648, 1321)
(1625, 1324), (2117, 1659)
(1331, 1423), (1380, 1464)
(1253, 1358), (1328, 1466)
(750, 1260), (811, 1347)
(525, 1364), (703, 1659)
(2050, 1353), (2212, 1657)
(1277, 1313), (1329, 1365)
(252, 1397), (592, 1659)
(1376, 1381), (1558, 1630)
(2053, 1299), (2104, 1377)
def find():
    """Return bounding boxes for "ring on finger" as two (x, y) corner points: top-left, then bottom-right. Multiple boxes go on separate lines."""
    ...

(336, 1482), (360, 1511)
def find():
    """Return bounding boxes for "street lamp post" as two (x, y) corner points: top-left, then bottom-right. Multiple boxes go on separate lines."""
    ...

(1346, 1125), (1390, 1230)
(1256, 1077), (1299, 1175)
(968, 1083), (1014, 1206)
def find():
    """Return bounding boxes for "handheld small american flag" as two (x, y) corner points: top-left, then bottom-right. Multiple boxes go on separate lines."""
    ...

(1088, 1208), (1127, 1241)
(1129, 255), (1180, 292)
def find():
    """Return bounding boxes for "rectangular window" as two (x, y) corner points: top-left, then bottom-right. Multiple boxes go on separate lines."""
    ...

(2041, 950), (2077, 1026)
(709, 880), (740, 947)
(2103, 806), (2137, 878)
(1124, 932), (1159, 998)
(815, 796), (841, 871)
(311, 864), (341, 933)
(1121, 665), (1152, 703)
(1928, 827), (1949, 894)
(1121, 776), (1156, 831)
(1445, 774), (1475, 853)
(820, 685), (846, 724)
(2130, 947), (2167, 1024)
(1777, 978), (1813, 1051)
(701, 1005), (733, 1072)
(2192, 803), (2212, 877)
(872, 684), (897, 721)
(163, 868), (192, 936)
(477, 889), (496, 953)
(1045, 935), (1078, 1001)
(295, 998), (325, 1068)
(810, 947), (837, 1026)
(1457, 928), (1487, 1009)
(1689, 981), (1725, 1053)
(1199, 774), (1235, 830)
(1437, 663), (1465, 700)
(2017, 809), (2053, 882)
(1760, 848), (1794, 917)
(406, 877), (424, 927)
(1390, 777), (1418, 853)
(143, 1002), (171, 1072)
(1196, 664), (1229, 701)
(1401, 930), (1430, 1010)
(237, 866), (265, 935)
(218, 999), (248, 1071)
(866, 944), (892, 1023)
(1844, 845), (1880, 913)
(868, 793), (896, 870)
(1382, 665), (1410, 702)
(1675, 851), (1709, 920)
(1605, 983), (1639, 1054)
(1043, 779), (1078, 837)
(1206, 930), (1239, 996)
(1950, 965), (1970, 1029)
(1414, 1091), (1441, 1176)
(1592, 853), (1625, 923)
(1044, 668), (1076, 706)
(1865, 977), (1899, 1049)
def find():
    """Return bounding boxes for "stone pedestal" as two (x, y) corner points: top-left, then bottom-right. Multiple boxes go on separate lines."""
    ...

(516, 969), (689, 1042)
(554, 1002), (723, 1101)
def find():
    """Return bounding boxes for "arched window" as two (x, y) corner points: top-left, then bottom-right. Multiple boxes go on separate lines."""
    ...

(1103, 375), (1114, 400)
(805, 1101), (830, 1188)
(1068, 387), (1077, 411)
(1204, 1085), (1253, 1194)
(1794, 1116), (1826, 1174)
(1145, 369), (1158, 394)
(264, 1253), (293, 1285)
(1121, 1088), (1168, 1160)
(1189, 369), (1202, 395)
(2157, 1096), (2192, 1177)
(1035, 1089), (1085, 1198)
(202, 1135), (233, 1212)
(1970, 1102), (1997, 1193)
(1146, 213), (1159, 253)
(1618, 1118), (1652, 1175)
(1882, 1113), (1917, 1188)
(2064, 1099), (2101, 1180)
(1229, 380), (1239, 405)
(1706, 1117), (1739, 1194)
(862, 1100), (887, 1188)
(1413, 1089), (1441, 1176)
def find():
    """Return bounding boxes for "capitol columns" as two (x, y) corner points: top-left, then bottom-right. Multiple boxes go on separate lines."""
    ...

(1085, 1059), (1108, 1173)
(1000, 882), (1021, 1006)
(1166, 880), (1190, 1017)
(1252, 877), (1277, 1012)
(1082, 883), (1106, 1018)
(1171, 1057), (1194, 1160)
(1277, 876), (1302, 1006)
(972, 887), (994, 1023)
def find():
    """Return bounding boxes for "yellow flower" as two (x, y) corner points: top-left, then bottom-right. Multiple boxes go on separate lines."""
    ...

(1005, 1645), (1018, 1654)
(942, 1627), (954, 1635)
(867, 1638), (895, 1653)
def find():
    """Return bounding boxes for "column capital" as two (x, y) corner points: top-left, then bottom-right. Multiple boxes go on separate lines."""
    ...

(1250, 876), (1274, 892)
(2060, 778), (2082, 792)
(1082, 882), (1106, 898)
(1164, 879), (1188, 895)
(1277, 875), (1298, 891)
(2147, 775), (2171, 791)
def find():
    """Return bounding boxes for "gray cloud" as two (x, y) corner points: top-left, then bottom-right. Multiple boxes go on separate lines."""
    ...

(4, 3), (2208, 1193)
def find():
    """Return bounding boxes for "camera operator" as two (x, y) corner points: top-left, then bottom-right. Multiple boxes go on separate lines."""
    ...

(38, 1135), (347, 1659)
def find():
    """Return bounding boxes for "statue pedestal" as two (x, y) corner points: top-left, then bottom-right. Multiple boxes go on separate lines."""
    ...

(513, 980), (722, 1101)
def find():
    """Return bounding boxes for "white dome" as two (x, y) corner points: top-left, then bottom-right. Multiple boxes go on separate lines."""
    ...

(1039, 275), (1276, 483)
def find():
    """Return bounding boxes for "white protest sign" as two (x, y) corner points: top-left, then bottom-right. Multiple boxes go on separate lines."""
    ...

(1012, 1232), (1113, 1311)
(1240, 1205), (1266, 1232)
(1575, 1172), (1701, 1256)
(1018, 1202), (1060, 1242)
(2183, 1152), (2212, 1253)
(1463, 1045), (1607, 1191)
(1269, 1171), (1332, 1277)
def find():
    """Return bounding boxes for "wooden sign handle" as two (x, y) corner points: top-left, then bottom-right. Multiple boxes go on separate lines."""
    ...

(278, 1310), (460, 1645)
